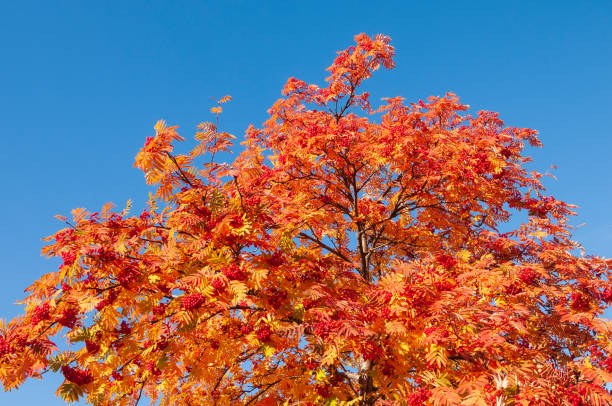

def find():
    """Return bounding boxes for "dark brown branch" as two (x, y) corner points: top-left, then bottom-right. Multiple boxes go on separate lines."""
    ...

(298, 232), (351, 263)
(165, 152), (195, 188)
(244, 380), (281, 405)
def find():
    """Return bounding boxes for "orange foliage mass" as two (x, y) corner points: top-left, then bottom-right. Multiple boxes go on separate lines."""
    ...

(1, 34), (611, 405)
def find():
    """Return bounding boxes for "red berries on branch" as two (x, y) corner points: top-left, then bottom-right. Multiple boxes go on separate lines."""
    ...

(61, 365), (93, 386)
(181, 293), (207, 311)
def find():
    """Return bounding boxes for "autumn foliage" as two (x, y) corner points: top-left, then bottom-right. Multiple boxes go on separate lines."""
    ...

(1, 34), (612, 405)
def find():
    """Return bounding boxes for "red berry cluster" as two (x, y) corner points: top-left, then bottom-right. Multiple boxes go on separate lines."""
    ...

(406, 387), (431, 405)
(473, 153), (491, 175)
(590, 345), (612, 373)
(118, 321), (131, 335)
(0, 336), (13, 358)
(319, 195), (332, 204)
(434, 279), (455, 292)
(195, 205), (211, 219)
(139, 209), (152, 220)
(482, 383), (503, 403)
(146, 361), (162, 376)
(107, 211), (122, 220)
(303, 298), (320, 310)
(55, 228), (76, 244)
(117, 266), (139, 288)
(57, 307), (79, 328)
(360, 339), (384, 361)
(211, 277), (227, 293)
(526, 195), (555, 218)
(436, 254), (456, 270)
(60, 251), (77, 268)
(157, 283), (171, 295)
(95, 289), (119, 311)
(229, 215), (244, 228)
(182, 293), (206, 310)
(313, 320), (340, 339)
(601, 287), (612, 303)
(85, 340), (100, 354)
(601, 356), (612, 373)
(505, 282), (523, 295)
(240, 322), (254, 335)
(256, 325), (272, 342)
(61, 365), (93, 386)
(266, 288), (287, 309)
(152, 302), (167, 316)
(561, 384), (586, 406)
(402, 285), (431, 308)
(304, 357), (318, 370)
(156, 339), (169, 351)
(31, 303), (51, 325)
(315, 384), (332, 398)
(518, 267), (538, 285)
(378, 290), (392, 304)
(222, 264), (247, 281)
(570, 292), (590, 312)
(87, 247), (117, 262)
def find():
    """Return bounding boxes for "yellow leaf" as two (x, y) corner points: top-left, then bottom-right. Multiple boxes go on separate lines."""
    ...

(154, 119), (166, 132)
(148, 275), (161, 284)
(262, 344), (275, 357)
(399, 342), (411, 355)
(457, 250), (471, 262)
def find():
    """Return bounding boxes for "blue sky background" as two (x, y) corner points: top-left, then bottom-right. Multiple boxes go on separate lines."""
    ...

(1, 1), (611, 403)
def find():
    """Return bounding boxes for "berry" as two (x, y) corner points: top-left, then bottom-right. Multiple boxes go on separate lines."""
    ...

(0, 336), (13, 358)
(256, 325), (272, 342)
(61, 365), (93, 386)
(118, 321), (131, 335)
(601, 287), (612, 303)
(31, 303), (51, 325)
(407, 388), (431, 405)
(436, 254), (456, 269)
(57, 307), (79, 329)
(266, 288), (287, 308)
(570, 292), (590, 311)
(222, 264), (247, 281)
(152, 303), (167, 316)
(182, 293), (207, 310)
(211, 278), (227, 293)
(85, 340), (100, 354)
(518, 267), (537, 285)
(60, 251), (77, 268)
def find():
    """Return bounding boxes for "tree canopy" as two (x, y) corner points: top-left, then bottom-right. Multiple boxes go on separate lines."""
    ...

(1, 33), (611, 405)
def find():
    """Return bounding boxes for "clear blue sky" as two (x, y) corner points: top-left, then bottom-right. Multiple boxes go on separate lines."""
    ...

(1, 1), (611, 403)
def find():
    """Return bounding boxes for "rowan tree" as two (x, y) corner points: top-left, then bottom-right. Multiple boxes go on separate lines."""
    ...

(1, 33), (611, 405)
